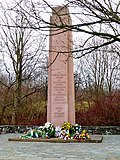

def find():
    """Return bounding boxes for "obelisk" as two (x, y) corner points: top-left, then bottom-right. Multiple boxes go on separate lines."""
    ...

(47, 6), (75, 126)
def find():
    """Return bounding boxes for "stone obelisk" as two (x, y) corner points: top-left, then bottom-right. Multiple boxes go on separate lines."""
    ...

(47, 6), (75, 126)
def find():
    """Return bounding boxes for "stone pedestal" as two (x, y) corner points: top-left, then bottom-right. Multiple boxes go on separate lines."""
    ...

(47, 6), (75, 126)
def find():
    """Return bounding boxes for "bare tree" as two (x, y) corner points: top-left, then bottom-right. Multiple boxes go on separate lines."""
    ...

(0, 0), (119, 57)
(0, 3), (47, 124)
(75, 39), (120, 105)
(7, 0), (119, 57)
(64, 0), (120, 56)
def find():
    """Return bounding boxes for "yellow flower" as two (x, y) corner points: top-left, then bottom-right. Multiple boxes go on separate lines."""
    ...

(82, 130), (86, 134)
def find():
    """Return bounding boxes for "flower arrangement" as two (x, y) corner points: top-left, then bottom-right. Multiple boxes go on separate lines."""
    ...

(20, 122), (90, 141)
(42, 122), (55, 138)
(60, 122), (74, 139)
(21, 129), (39, 139)
(74, 129), (90, 140)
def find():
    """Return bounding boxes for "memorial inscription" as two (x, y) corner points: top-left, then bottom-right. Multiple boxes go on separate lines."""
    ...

(52, 71), (67, 119)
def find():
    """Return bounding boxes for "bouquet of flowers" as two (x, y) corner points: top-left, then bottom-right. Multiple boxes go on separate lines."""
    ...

(21, 129), (39, 139)
(79, 130), (90, 140)
(43, 122), (55, 138)
(59, 122), (75, 139)
(20, 122), (90, 141)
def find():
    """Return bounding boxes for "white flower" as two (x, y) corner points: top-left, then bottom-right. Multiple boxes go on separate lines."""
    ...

(45, 122), (52, 128)
(38, 126), (43, 130)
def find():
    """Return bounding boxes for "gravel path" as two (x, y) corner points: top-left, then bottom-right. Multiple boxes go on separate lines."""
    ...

(0, 134), (120, 160)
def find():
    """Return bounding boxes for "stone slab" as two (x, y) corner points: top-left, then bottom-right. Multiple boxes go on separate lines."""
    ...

(8, 135), (103, 143)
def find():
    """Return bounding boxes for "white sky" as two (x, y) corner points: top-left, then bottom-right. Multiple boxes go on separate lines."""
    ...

(44, 0), (66, 6)
(0, 0), (66, 6)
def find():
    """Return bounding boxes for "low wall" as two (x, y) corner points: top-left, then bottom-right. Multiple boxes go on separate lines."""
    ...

(0, 125), (120, 135)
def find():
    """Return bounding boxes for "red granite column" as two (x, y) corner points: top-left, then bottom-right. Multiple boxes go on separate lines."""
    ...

(47, 6), (75, 126)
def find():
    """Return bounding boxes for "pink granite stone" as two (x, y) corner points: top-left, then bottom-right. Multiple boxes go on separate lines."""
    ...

(47, 6), (75, 126)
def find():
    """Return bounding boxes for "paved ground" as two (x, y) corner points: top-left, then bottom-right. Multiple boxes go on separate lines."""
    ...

(0, 134), (120, 160)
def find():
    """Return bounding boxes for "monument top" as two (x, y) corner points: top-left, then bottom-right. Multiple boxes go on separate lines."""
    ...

(51, 6), (71, 28)
(52, 6), (69, 14)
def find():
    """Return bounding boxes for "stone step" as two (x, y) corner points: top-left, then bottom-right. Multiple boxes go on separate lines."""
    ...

(8, 135), (103, 143)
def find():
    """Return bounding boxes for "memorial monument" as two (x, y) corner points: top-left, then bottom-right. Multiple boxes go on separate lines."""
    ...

(47, 6), (75, 126)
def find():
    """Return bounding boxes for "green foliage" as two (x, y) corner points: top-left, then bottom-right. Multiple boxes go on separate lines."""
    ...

(75, 101), (93, 111)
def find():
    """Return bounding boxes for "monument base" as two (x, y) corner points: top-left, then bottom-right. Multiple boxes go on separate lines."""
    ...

(8, 135), (103, 143)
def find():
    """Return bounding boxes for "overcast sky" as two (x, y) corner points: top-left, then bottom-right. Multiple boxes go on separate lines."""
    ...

(44, 0), (65, 6)
(0, 0), (66, 6)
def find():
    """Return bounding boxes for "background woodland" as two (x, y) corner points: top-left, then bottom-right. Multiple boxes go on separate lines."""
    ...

(0, 0), (120, 126)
